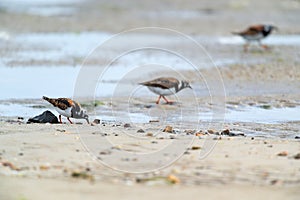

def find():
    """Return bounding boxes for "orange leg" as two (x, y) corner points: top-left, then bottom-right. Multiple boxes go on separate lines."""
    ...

(258, 40), (269, 50)
(261, 44), (269, 50)
(162, 96), (173, 104)
(59, 115), (62, 124)
(67, 117), (73, 124)
(156, 95), (162, 104)
(243, 43), (249, 52)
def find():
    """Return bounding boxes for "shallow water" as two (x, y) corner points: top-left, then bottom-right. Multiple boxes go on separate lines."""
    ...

(0, 0), (83, 16)
(1, 102), (299, 125)
(0, 66), (80, 99)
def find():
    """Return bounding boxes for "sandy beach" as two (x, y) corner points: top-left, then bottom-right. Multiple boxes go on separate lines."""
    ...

(0, 0), (300, 199)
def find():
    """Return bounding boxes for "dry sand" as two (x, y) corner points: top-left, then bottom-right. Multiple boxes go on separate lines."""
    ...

(0, 0), (300, 199)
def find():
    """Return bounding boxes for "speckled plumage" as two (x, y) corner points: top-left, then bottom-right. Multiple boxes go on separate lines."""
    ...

(43, 96), (89, 124)
(140, 77), (192, 104)
(233, 24), (278, 51)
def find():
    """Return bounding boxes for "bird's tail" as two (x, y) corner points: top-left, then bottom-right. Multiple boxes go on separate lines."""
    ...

(231, 31), (242, 35)
(43, 96), (58, 106)
(43, 96), (50, 101)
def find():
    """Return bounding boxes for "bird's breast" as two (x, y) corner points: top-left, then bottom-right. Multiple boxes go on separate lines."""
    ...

(147, 86), (176, 96)
(55, 107), (72, 117)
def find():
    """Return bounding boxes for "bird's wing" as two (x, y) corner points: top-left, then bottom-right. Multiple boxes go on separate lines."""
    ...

(233, 25), (263, 36)
(140, 77), (179, 89)
(55, 98), (75, 110)
(249, 25), (264, 32)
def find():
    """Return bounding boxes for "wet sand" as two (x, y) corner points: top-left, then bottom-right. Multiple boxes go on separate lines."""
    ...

(0, 0), (300, 199)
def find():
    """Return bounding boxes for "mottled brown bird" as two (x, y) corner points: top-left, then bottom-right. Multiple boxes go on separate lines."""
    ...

(43, 96), (89, 124)
(232, 24), (278, 51)
(140, 77), (192, 104)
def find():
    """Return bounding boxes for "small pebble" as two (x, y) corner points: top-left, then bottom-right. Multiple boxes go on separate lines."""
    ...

(146, 133), (153, 137)
(277, 151), (288, 156)
(195, 131), (205, 137)
(163, 125), (173, 133)
(167, 174), (180, 184)
(221, 129), (230, 135)
(207, 129), (217, 134)
(169, 135), (176, 139)
(137, 129), (145, 133)
(40, 165), (50, 171)
(184, 130), (196, 135)
(149, 120), (159, 123)
(294, 153), (300, 159)
(270, 179), (282, 186)
(124, 123), (131, 128)
(93, 119), (101, 124)
(99, 150), (111, 155)
(191, 146), (201, 150)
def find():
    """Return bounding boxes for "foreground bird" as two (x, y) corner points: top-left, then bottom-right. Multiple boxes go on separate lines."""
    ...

(140, 77), (192, 104)
(43, 96), (89, 124)
(232, 24), (278, 51)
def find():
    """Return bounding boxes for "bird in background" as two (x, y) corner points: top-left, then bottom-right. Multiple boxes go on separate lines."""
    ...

(43, 96), (89, 124)
(232, 24), (278, 52)
(139, 77), (192, 104)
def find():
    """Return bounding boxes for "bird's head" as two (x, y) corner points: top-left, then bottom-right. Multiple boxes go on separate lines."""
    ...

(265, 25), (278, 32)
(80, 110), (89, 124)
(182, 80), (192, 89)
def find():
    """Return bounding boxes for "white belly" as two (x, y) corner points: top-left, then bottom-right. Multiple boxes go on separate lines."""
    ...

(55, 107), (72, 117)
(244, 33), (264, 41)
(148, 86), (176, 96)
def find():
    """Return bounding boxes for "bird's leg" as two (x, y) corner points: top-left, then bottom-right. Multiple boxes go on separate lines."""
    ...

(67, 117), (73, 124)
(162, 96), (173, 104)
(243, 43), (249, 52)
(156, 95), (162, 104)
(258, 40), (269, 50)
(59, 115), (62, 124)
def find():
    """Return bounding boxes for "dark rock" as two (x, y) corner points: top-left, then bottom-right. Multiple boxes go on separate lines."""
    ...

(27, 110), (59, 124)
(277, 151), (288, 156)
(221, 129), (244, 137)
(149, 120), (159, 123)
(137, 129), (145, 133)
(93, 119), (101, 124)
(294, 153), (300, 159)
(124, 123), (131, 128)
(191, 146), (201, 150)
(229, 131), (245, 137)
(221, 129), (230, 135)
